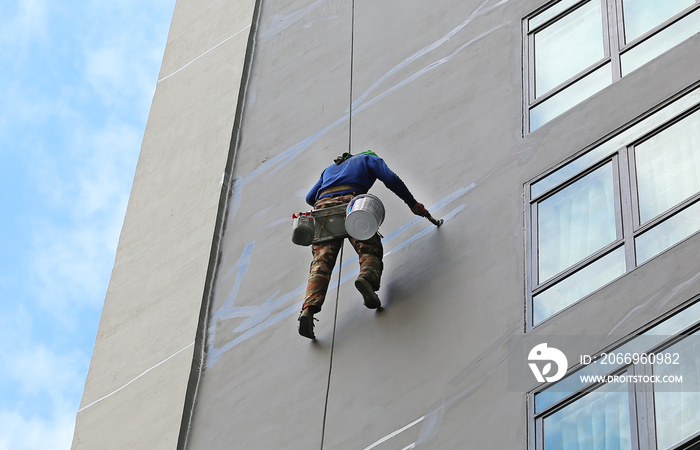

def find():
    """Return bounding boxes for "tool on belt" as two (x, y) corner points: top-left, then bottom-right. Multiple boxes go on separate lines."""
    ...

(292, 195), (443, 246)
(292, 204), (349, 246)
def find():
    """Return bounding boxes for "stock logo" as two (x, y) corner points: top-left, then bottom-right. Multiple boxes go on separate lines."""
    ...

(528, 343), (568, 383)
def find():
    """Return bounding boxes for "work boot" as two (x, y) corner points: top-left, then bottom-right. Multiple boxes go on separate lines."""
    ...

(298, 308), (317, 339)
(355, 277), (381, 309)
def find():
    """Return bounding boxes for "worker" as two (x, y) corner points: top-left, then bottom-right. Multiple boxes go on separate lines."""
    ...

(298, 150), (430, 339)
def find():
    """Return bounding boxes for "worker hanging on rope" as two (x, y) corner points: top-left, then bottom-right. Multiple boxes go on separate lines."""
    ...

(297, 150), (433, 339)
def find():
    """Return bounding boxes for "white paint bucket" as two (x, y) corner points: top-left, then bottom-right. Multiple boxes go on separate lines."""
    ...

(345, 194), (385, 240)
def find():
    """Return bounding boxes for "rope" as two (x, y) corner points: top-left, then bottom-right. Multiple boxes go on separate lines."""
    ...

(348, 0), (355, 154)
(321, 3), (354, 447)
(320, 242), (344, 450)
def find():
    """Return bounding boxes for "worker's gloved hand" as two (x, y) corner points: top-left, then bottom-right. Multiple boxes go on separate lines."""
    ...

(410, 202), (430, 217)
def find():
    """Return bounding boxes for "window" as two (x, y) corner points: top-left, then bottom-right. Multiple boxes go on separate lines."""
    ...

(524, 0), (700, 131)
(542, 379), (634, 450)
(532, 300), (700, 450)
(528, 87), (700, 326)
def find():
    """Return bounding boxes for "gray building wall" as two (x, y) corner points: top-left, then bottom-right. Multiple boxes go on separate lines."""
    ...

(73, 0), (700, 448)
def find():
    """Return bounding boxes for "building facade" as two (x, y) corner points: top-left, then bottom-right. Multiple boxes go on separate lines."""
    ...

(72, 0), (700, 448)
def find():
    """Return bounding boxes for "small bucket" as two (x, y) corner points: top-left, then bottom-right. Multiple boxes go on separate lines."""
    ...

(292, 212), (315, 246)
(345, 194), (385, 240)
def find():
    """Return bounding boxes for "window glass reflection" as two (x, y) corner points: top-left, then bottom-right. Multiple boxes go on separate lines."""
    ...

(536, 301), (700, 413)
(635, 109), (700, 224)
(621, 0), (694, 43)
(534, 247), (625, 324)
(635, 200), (700, 264)
(532, 88), (700, 197)
(538, 163), (617, 281)
(653, 332), (700, 450)
(530, 0), (580, 30)
(544, 382), (632, 450)
(621, 8), (700, 75)
(530, 63), (612, 131)
(535, 0), (605, 97)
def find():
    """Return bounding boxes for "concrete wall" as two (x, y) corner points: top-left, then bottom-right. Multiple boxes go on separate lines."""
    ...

(74, 0), (700, 448)
(183, 0), (700, 448)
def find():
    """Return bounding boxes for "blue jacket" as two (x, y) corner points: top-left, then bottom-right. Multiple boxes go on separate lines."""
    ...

(306, 154), (417, 207)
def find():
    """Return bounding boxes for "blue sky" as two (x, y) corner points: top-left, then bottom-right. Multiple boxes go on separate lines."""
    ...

(0, 0), (176, 448)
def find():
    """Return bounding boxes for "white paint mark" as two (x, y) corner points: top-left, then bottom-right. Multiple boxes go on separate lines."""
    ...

(259, 0), (330, 41)
(206, 187), (473, 367)
(352, 22), (510, 117)
(232, 2), (512, 188)
(351, 0), (510, 111)
(302, 15), (339, 28)
(203, 0), (516, 370)
(363, 416), (425, 450)
(158, 25), (251, 82)
(609, 270), (700, 335)
(77, 342), (195, 413)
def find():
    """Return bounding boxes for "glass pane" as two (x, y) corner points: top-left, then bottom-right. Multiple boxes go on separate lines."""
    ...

(534, 0), (605, 97)
(636, 200), (700, 264)
(536, 300), (700, 413)
(530, 63), (612, 131)
(532, 87), (700, 197)
(653, 332), (700, 450)
(538, 163), (617, 281)
(635, 109), (700, 223)
(543, 382), (632, 450)
(530, 0), (581, 30)
(534, 247), (625, 325)
(621, 8), (700, 75)
(643, 301), (700, 337)
(621, 0), (694, 43)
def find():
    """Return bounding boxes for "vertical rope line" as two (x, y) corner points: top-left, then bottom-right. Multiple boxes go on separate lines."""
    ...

(320, 242), (344, 450)
(321, 3), (354, 447)
(348, 0), (355, 153)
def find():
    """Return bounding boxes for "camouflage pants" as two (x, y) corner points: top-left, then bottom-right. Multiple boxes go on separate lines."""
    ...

(303, 194), (383, 312)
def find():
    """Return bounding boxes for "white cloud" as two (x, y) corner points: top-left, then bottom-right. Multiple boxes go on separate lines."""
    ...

(0, 409), (75, 450)
(0, 322), (87, 450)
(30, 224), (112, 314)
(0, 0), (49, 48)
(66, 122), (141, 217)
(79, 1), (173, 118)
(84, 43), (140, 109)
(0, 2), (176, 448)
(6, 345), (86, 402)
(27, 125), (140, 318)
